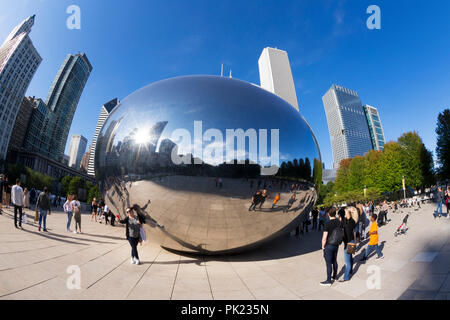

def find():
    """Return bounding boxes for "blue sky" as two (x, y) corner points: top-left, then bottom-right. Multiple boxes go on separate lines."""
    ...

(1, 0), (449, 169)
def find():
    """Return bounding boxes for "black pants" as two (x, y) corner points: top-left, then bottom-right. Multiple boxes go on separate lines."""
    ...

(110, 212), (115, 226)
(324, 244), (339, 282)
(128, 237), (140, 259)
(14, 205), (23, 227)
(104, 212), (109, 224)
(249, 202), (258, 211)
(312, 218), (317, 230)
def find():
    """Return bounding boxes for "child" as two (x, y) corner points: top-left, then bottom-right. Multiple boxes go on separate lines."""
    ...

(361, 213), (383, 261)
(272, 193), (281, 208)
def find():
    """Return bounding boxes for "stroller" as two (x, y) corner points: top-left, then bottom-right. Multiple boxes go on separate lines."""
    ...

(394, 214), (409, 237)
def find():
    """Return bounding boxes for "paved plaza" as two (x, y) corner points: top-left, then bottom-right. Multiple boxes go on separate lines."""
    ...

(0, 202), (449, 300)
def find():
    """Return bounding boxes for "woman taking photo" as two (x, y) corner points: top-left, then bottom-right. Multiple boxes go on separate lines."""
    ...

(119, 207), (142, 265)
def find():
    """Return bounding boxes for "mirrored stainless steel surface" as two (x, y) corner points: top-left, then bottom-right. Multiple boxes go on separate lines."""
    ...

(96, 75), (321, 254)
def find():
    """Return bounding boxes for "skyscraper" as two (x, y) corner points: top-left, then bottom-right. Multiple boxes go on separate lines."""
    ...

(87, 98), (119, 176)
(0, 15), (42, 159)
(7, 97), (35, 151)
(363, 104), (385, 151)
(44, 53), (92, 161)
(258, 47), (299, 111)
(68, 134), (87, 169)
(80, 150), (90, 173)
(322, 84), (373, 168)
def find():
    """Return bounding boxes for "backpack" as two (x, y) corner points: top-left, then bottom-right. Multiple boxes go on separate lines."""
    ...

(73, 202), (80, 215)
(327, 224), (344, 246)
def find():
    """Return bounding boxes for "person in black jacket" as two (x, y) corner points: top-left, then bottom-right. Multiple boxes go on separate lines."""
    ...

(119, 207), (142, 265)
(320, 207), (342, 286)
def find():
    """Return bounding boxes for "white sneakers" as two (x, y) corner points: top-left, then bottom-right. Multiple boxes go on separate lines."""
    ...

(130, 258), (141, 265)
(130, 258), (135, 264)
(135, 259), (140, 265)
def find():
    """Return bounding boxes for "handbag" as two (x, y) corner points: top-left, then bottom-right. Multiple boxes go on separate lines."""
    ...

(346, 242), (356, 255)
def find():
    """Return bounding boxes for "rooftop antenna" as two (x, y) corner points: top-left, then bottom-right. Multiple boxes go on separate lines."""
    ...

(220, 63), (223, 77)
(229, 69), (232, 78)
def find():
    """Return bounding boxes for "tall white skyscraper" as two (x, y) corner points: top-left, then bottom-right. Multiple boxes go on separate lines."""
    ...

(87, 98), (119, 176)
(258, 47), (299, 111)
(363, 104), (385, 151)
(0, 15), (42, 159)
(322, 84), (373, 168)
(68, 134), (87, 169)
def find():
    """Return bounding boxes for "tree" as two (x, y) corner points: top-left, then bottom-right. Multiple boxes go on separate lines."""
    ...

(436, 109), (450, 180)
(397, 131), (433, 189)
(68, 176), (85, 196)
(87, 184), (102, 203)
(334, 158), (352, 194)
(372, 142), (404, 193)
(61, 176), (73, 196)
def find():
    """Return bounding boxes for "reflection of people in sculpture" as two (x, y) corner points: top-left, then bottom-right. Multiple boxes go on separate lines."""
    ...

(272, 193), (281, 208)
(284, 194), (297, 213)
(131, 202), (164, 229)
(258, 189), (268, 209)
(248, 190), (262, 211)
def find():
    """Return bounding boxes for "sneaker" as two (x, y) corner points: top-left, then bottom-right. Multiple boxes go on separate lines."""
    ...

(43, 229), (48, 232)
(67, 229), (72, 232)
(38, 226), (41, 232)
(320, 280), (332, 287)
(376, 255), (384, 260)
(135, 259), (140, 265)
(73, 230), (77, 234)
(130, 258), (135, 264)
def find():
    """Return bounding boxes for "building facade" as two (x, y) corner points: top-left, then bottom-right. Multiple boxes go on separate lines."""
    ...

(68, 134), (87, 169)
(80, 150), (90, 173)
(258, 47), (299, 111)
(322, 84), (373, 168)
(363, 104), (385, 151)
(44, 53), (92, 162)
(0, 15), (41, 160)
(87, 98), (119, 176)
(7, 96), (35, 151)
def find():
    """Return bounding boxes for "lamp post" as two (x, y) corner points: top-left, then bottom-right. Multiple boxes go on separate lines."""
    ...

(364, 185), (367, 198)
(402, 175), (406, 200)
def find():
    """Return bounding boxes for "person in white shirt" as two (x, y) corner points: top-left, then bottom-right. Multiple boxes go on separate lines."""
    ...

(63, 194), (74, 232)
(11, 179), (24, 229)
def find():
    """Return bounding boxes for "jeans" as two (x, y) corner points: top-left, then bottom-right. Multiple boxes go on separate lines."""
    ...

(66, 211), (73, 230)
(39, 209), (48, 230)
(312, 218), (317, 230)
(323, 244), (339, 282)
(364, 244), (383, 259)
(435, 202), (443, 216)
(128, 237), (140, 259)
(318, 219), (325, 231)
(14, 205), (23, 227)
(343, 241), (355, 280)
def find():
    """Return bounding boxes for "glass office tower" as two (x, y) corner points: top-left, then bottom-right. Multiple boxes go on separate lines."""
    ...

(322, 84), (373, 168)
(0, 15), (41, 159)
(44, 53), (93, 161)
(363, 104), (385, 151)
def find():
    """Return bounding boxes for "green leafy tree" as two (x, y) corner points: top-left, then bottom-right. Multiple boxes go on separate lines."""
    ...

(61, 176), (73, 197)
(87, 184), (102, 203)
(68, 176), (85, 196)
(436, 109), (450, 180)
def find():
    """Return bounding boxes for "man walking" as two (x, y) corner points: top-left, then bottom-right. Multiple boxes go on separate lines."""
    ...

(11, 179), (24, 229)
(36, 187), (51, 232)
(361, 213), (384, 261)
(320, 207), (342, 286)
(434, 188), (444, 218)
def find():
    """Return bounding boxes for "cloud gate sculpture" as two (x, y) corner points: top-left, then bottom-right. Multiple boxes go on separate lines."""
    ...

(96, 75), (321, 254)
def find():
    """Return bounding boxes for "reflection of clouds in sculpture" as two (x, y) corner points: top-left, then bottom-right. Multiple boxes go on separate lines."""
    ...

(95, 75), (321, 254)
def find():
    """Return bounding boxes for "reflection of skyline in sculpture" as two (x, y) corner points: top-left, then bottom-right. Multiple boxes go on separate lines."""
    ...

(95, 75), (321, 254)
